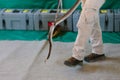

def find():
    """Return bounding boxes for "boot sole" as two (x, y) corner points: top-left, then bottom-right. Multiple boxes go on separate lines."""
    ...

(84, 56), (106, 62)
(64, 61), (83, 67)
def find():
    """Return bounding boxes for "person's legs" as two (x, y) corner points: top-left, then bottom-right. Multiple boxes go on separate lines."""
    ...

(90, 16), (103, 55)
(64, 0), (105, 66)
(84, 0), (106, 62)
(72, 8), (94, 61)
(84, 14), (105, 62)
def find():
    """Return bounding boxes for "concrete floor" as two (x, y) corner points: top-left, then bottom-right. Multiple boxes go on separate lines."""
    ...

(0, 40), (120, 80)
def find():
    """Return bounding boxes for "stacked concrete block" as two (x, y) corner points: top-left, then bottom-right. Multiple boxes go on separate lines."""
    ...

(72, 10), (81, 32)
(60, 9), (73, 31)
(34, 9), (73, 31)
(2, 9), (26, 30)
(46, 9), (73, 31)
(40, 9), (65, 31)
(22, 9), (35, 30)
(2, 9), (35, 30)
(33, 9), (48, 30)
(114, 9), (120, 14)
(0, 9), (3, 29)
(114, 9), (120, 32)
(0, 9), (4, 30)
(99, 9), (114, 32)
(41, 9), (59, 30)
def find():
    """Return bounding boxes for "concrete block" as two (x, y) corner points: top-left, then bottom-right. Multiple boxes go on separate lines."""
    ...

(3, 9), (26, 30)
(72, 10), (81, 32)
(22, 9), (35, 30)
(99, 9), (114, 32)
(33, 9), (73, 31)
(0, 9), (4, 30)
(114, 9), (120, 32)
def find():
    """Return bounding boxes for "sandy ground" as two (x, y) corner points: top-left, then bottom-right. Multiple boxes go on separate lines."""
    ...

(0, 40), (120, 80)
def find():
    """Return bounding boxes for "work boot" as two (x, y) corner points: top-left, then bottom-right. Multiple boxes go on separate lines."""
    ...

(64, 57), (83, 67)
(84, 53), (106, 62)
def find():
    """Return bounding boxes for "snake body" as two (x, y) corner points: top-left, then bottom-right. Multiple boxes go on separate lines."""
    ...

(46, 0), (81, 61)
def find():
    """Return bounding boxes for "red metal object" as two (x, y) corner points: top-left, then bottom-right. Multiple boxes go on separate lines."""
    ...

(48, 22), (54, 27)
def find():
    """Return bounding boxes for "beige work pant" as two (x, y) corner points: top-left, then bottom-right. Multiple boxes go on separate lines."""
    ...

(72, 0), (105, 60)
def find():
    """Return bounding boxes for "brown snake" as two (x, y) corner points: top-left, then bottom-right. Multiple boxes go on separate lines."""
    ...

(45, 0), (81, 62)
